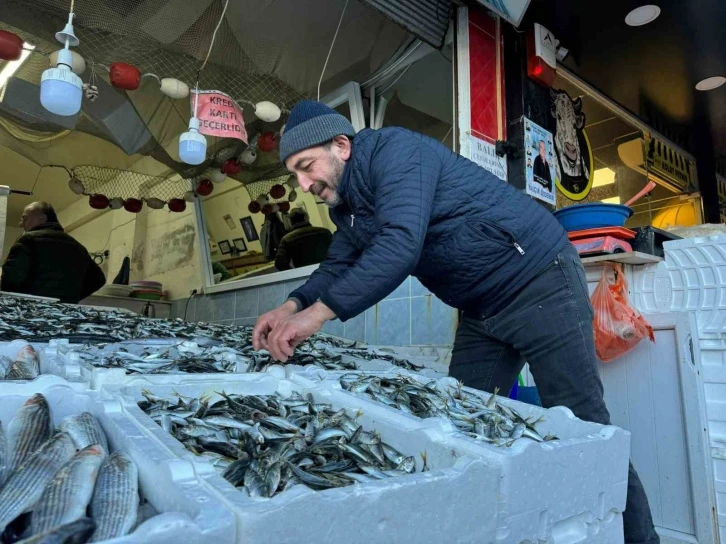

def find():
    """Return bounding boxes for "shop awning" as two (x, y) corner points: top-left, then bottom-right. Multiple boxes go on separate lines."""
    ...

(358, 0), (452, 48)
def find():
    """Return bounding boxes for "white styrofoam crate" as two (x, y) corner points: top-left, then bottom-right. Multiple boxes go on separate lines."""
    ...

(631, 235), (726, 335)
(0, 376), (236, 543)
(294, 371), (630, 544)
(0, 340), (87, 388)
(102, 372), (628, 544)
(43, 340), (250, 390)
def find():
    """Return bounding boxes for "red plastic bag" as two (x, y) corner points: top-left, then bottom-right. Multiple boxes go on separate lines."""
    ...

(592, 264), (655, 362)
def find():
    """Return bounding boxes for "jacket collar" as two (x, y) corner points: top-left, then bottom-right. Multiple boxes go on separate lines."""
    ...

(336, 139), (355, 203)
(30, 222), (64, 233)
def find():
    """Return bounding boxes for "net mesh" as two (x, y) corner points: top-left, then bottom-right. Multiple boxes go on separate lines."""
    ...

(73, 164), (192, 201)
(244, 175), (294, 203)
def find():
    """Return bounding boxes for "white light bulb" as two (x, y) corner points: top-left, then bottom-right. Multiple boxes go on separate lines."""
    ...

(40, 49), (82, 116)
(179, 117), (207, 165)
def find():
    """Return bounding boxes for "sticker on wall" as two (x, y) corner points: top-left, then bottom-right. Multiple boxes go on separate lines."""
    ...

(550, 89), (594, 201)
(468, 134), (507, 182)
(523, 118), (556, 206)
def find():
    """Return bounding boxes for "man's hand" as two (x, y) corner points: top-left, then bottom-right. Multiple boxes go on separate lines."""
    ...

(252, 300), (298, 351)
(267, 302), (336, 362)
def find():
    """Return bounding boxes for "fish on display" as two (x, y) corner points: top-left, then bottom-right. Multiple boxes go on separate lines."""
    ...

(88, 452), (139, 542)
(0, 296), (424, 373)
(0, 421), (6, 487)
(7, 394), (52, 471)
(30, 445), (105, 536)
(16, 517), (96, 544)
(0, 393), (143, 543)
(338, 374), (556, 447)
(0, 344), (40, 381)
(138, 389), (418, 499)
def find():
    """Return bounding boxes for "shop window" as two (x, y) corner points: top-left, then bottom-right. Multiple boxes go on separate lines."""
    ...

(197, 82), (365, 290)
(552, 73), (699, 229)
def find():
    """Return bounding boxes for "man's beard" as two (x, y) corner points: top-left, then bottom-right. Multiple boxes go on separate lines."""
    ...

(312, 153), (345, 207)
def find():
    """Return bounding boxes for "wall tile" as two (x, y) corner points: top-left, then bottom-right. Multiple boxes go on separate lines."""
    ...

(411, 277), (430, 297)
(258, 283), (286, 315)
(411, 296), (458, 346)
(194, 295), (214, 322)
(365, 307), (377, 345)
(366, 299), (410, 346)
(235, 288), (259, 319)
(385, 278), (411, 300)
(322, 319), (345, 338)
(169, 299), (183, 320)
(343, 313), (366, 343)
(180, 297), (196, 322)
(213, 292), (236, 321)
(235, 317), (258, 328)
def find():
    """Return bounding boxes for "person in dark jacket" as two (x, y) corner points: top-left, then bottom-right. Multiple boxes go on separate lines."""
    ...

(274, 209), (332, 271)
(1, 202), (106, 303)
(532, 139), (553, 189)
(252, 101), (659, 544)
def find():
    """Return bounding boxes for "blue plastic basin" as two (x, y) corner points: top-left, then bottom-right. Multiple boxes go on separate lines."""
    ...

(553, 203), (634, 232)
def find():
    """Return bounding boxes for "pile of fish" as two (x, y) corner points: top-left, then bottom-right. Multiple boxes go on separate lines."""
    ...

(73, 342), (243, 375)
(139, 389), (419, 499)
(0, 345), (40, 381)
(339, 374), (556, 447)
(0, 296), (423, 372)
(0, 394), (140, 543)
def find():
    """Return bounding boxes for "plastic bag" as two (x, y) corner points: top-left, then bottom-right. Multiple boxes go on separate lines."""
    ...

(592, 264), (655, 362)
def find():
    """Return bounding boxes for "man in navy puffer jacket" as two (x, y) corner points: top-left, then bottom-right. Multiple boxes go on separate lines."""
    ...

(253, 101), (658, 544)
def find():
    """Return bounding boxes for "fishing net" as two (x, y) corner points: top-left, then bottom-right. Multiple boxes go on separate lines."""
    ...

(245, 175), (294, 203)
(72, 164), (192, 201)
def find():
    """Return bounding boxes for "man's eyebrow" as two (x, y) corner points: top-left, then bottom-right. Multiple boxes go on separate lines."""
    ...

(292, 158), (308, 170)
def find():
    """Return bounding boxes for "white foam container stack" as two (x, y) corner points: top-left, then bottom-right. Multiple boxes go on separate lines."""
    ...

(102, 372), (628, 544)
(630, 235), (726, 539)
(0, 339), (88, 388)
(0, 375), (236, 543)
(288, 370), (629, 543)
(43, 340), (250, 390)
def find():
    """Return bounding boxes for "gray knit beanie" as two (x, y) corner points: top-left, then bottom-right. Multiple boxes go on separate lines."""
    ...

(279, 100), (356, 165)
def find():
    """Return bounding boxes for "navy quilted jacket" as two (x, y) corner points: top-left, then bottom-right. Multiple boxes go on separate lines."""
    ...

(290, 128), (568, 321)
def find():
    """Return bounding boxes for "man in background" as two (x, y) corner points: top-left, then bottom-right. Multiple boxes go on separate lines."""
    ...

(1, 201), (105, 303)
(533, 139), (553, 189)
(274, 208), (332, 271)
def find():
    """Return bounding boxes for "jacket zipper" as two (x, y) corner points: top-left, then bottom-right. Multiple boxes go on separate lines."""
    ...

(513, 242), (525, 256)
(478, 219), (525, 256)
(350, 214), (355, 227)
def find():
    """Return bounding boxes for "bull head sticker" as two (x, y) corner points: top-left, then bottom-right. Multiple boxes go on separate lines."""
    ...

(550, 89), (594, 201)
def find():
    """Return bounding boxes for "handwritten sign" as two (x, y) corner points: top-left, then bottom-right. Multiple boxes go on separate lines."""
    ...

(192, 90), (248, 143)
(469, 134), (507, 182)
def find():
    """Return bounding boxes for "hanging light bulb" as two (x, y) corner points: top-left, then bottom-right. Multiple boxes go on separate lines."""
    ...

(179, 116), (207, 165)
(40, 12), (82, 116)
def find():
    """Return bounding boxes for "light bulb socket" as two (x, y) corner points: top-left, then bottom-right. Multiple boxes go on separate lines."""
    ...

(188, 116), (200, 131)
(56, 48), (73, 69)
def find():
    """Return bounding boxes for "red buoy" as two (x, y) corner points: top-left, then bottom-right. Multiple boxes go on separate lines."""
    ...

(109, 62), (142, 91)
(0, 31), (23, 61)
(89, 194), (109, 209)
(168, 198), (187, 212)
(258, 132), (278, 152)
(261, 204), (274, 215)
(269, 184), (286, 199)
(248, 201), (261, 214)
(123, 198), (143, 213)
(195, 179), (214, 196)
(277, 201), (290, 213)
(221, 159), (242, 175)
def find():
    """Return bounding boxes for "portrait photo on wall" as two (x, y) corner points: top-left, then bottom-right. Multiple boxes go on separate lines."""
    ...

(524, 117), (556, 206)
(240, 216), (259, 242)
(218, 240), (231, 255)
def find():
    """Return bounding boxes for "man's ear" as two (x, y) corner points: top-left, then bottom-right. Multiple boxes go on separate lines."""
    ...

(332, 135), (352, 161)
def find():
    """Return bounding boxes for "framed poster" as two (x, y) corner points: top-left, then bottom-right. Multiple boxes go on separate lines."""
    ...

(218, 240), (231, 255)
(524, 117), (556, 206)
(240, 216), (259, 241)
(232, 237), (247, 253)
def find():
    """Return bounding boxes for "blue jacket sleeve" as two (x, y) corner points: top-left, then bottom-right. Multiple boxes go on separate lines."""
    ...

(288, 227), (359, 310)
(319, 134), (441, 321)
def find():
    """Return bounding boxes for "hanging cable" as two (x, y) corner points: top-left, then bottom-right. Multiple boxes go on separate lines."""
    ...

(29, 166), (42, 195)
(198, 0), (230, 76)
(317, 0), (349, 100)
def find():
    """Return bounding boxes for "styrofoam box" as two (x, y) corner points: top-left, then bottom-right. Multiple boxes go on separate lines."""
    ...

(631, 235), (726, 335)
(0, 340), (87, 388)
(102, 373), (501, 544)
(44, 340), (250, 390)
(291, 370), (630, 544)
(0, 375), (237, 543)
(102, 372), (628, 544)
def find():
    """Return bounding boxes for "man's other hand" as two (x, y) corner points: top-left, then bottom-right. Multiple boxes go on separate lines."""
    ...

(267, 302), (335, 362)
(252, 300), (298, 351)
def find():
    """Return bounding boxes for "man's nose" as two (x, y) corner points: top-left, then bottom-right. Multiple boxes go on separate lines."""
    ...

(297, 177), (314, 193)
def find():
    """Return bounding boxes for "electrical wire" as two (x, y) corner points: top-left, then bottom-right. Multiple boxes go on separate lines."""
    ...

(317, 0), (350, 101)
(29, 166), (42, 195)
(199, 0), (230, 75)
(98, 217), (137, 252)
(378, 64), (412, 95)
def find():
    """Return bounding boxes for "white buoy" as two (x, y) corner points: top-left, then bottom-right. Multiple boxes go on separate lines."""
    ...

(108, 197), (124, 210)
(68, 176), (85, 195)
(146, 197), (165, 209)
(160, 78), (190, 99)
(208, 169), (227, 183)
(240, 147), (257, 165)
(254, 101), (281, 122)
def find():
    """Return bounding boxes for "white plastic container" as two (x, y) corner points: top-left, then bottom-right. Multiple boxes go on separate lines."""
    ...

(294, 371), (630, 544)
(45, 340), (250, 390)
(0, 340), (87, 387)
(0, 376), (237, 543)
(102, 372), (627, 544)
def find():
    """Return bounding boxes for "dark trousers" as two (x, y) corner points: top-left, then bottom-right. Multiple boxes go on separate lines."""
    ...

(449, 243), (660, 544)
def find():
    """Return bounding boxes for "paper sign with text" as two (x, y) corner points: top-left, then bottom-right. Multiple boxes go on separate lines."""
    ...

(524, 117), (556, 206)
(192, 90), (248, 143)
(469, 134), (507, 182)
